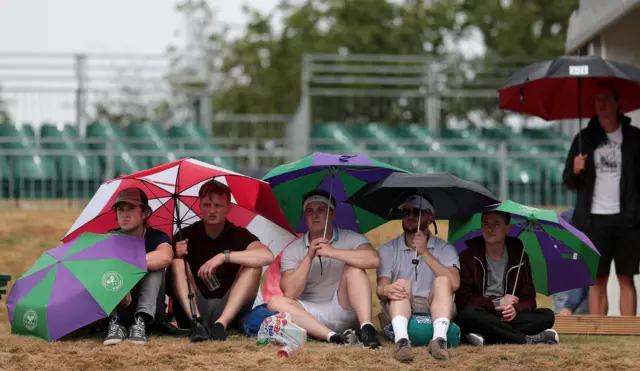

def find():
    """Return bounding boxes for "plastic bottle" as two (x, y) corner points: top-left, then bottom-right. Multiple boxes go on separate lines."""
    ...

(256, 339), (269, 347)
(276, 344), (298, 358)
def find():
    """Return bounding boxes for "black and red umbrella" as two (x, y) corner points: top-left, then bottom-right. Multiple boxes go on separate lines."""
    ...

(498, 55), (640, 152)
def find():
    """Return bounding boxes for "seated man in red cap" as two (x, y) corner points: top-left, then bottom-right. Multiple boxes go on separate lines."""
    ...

(104, 187), (175, 346)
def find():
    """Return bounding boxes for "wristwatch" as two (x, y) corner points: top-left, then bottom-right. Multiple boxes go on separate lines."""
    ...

(224, 250), (231, 263)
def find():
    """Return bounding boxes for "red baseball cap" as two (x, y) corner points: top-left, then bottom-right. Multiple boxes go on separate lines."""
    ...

(113, 187), (148, 208)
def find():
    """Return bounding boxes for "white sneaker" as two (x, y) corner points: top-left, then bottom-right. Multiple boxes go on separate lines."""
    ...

(465, 333), (485, 346)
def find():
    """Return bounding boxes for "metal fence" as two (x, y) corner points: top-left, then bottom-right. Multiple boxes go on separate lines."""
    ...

(0, 136), (574, 208)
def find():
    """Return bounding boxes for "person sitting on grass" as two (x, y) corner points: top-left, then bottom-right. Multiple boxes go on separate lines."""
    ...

(170, 179), (274, 342)
(376, 195), (460, 362)
(267, 189), (382, 348)
(453, 210), (559, 346)
(104, 187), (175, 346)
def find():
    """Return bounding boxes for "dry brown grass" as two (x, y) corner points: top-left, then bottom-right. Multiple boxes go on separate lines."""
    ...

(1, 208), (639, 371)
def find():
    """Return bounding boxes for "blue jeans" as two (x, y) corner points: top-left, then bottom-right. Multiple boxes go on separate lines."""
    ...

(552, 287), (589, 314)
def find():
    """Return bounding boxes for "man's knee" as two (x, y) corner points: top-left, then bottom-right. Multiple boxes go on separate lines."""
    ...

(536, 308), (555, 329)
(393, 279), (412, 292)
(456, 305), (484, 320)
(343, 264), (366, 276)
(239, 266), (262, 281)
(266, 295), (293, 312)
(618, 275), (635, 287)
(432, 276), (453, 293)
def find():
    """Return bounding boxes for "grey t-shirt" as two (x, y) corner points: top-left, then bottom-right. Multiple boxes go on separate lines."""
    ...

(485, 248), (508, 297)
(280, 227), (370, 303)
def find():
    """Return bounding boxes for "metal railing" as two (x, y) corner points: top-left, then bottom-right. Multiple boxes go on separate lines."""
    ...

(0, 136), (575, 208)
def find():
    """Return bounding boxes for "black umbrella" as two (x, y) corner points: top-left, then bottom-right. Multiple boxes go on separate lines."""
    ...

(344, 172), (500, 221)
(498, 55), (640, 153)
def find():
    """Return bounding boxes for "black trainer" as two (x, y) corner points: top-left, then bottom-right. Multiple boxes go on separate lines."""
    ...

(526, 329), (559, 345)
(207, 322), (227, 341)
(128, 314), (148, 344)
(329, 329), (358, 345)
(104, 314), (127, 346)
(190, 318), (209, 343)
(359, 324), (381, 349)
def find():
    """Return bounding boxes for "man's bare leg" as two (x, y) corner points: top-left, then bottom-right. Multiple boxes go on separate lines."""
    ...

(215, 266), (261, 329)
(337, 264), (374, 325)
(170, 258), (201, 319)
(427, 276), (454, 360)
(267, 296), (334, 340)
(589, 275), (609, 315)
(387, 279), (414, 362)
(618, 275), (637, 316)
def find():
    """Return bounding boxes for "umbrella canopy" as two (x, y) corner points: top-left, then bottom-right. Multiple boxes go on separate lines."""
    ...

(499, 55), (640, 120)
(447, 200), (600, 296)
(6, 232), (147, 341)
(344, 172), (499, 220)
(61, 158), (296, 258)
(262, 152), (408, 234)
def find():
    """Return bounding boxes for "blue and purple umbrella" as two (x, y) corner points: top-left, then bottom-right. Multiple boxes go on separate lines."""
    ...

(447, 200), (600, 296)
(6, 232), (147, 341)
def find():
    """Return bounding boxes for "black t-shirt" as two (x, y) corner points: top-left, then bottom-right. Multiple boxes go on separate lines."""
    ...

(110, 227), (172, 254)
(173, 220), (259, 299)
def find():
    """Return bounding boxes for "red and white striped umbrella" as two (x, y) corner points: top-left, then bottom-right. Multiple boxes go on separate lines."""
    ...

(62, 158), (297, 260)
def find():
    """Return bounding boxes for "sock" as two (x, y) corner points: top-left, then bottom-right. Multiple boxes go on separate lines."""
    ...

(432, 318), (450, 341)
(391, 316), (409, 343)
(360, 322), (373, 329)
(327, 331), (336, 342)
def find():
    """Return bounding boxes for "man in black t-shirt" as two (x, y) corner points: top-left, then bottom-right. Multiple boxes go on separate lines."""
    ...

(170, 179), (274, 342)
(103, 187), (174, 346)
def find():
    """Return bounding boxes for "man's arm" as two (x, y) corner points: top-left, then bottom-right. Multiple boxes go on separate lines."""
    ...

(226, 241), (274, 268)
(317, 243), (380, 269)
(146, 238), (174, 271)
(376, 276), (392, 301)
(420, 252), (460, 291)
(454, 254), (496, 311)
(563, 134), (586, 190)
(279, 242), (316, 299)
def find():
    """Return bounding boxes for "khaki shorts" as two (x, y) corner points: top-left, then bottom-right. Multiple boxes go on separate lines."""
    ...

(378, 295), (431, 330)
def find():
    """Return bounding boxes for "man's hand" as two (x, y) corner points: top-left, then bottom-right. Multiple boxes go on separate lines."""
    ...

(119, 292), (132, 308)
(307, 238), (327, 258)
(559, 308), (573, 316)
(413, 231), (429, 256)
(315, 239), (336, 258)
(198, 254), (225, 281)
(384, 282), (409, 301)
(573, 154), (588, 175)
(499, 294), (519, 307)
(175, 239), (189, 258)
(496, 304), (517, 322)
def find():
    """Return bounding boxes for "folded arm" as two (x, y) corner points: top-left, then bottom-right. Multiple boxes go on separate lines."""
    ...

(146, 243), (174, 271)
(279, 255), (313, 299)
(319, 243), (380, 269)
(227, 241), (274, 268)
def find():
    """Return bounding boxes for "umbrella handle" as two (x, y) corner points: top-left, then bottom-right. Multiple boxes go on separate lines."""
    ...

(320, 168), (337, 276)
(176, 217), (199, 321)
(578, 77), (583, 155)
(512, 221), (532, 296)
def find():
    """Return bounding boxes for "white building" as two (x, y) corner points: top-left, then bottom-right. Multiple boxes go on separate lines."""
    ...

(565, 0), (640, 316)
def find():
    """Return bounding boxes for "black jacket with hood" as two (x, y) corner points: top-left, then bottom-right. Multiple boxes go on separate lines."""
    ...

(562, 114), (640, 231)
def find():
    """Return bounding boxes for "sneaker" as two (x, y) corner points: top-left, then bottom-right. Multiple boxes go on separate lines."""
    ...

(526, 329), (559, 345)
(465, 333), (485, 346)
(128, 315), (148, 344)
(189, 318), (209, 343)
(329, 329), (358, 345)
(104, 315), (127, 346)
(393, 338), (414, 363)
(427, 337), (451, 360)
(359, 324), (381, 349)
(207, 322), (227, 341)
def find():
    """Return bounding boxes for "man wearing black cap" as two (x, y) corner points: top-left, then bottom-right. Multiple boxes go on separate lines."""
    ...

(103, 187), (174, 346)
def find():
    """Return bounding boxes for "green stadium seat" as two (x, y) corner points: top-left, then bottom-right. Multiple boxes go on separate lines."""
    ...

(127, 122), (181, 167)
(311, 122), (362, 154)
(167, 124), (237, 170)
(348, 123), (440, 173)
(86, 121), (149, 176)
(0, 156), (10, 199)
(40, 123), (102, 198)
(394, 124), (487, 183)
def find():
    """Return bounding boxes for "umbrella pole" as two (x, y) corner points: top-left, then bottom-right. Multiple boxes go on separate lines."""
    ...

(175, 210), (199, 321)
(320, 168), (337, 276)
(578, 77), (583, 155)
(512, 220), (533, 296)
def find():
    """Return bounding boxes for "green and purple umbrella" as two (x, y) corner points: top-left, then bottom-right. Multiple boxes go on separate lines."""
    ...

(6, 232), (147, 341)
(447, 200), (600, 296)
(262, 152), (408, 234)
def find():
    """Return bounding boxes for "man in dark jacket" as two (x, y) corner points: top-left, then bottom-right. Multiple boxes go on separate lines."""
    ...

(454, 211), (557, 346)
(562, 86), (640, 316)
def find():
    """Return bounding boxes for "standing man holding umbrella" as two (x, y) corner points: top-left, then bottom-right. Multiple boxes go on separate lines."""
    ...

(563, 85), (640, 316)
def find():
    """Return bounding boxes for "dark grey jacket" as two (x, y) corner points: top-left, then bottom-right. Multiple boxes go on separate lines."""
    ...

(562, 114), (640, 230)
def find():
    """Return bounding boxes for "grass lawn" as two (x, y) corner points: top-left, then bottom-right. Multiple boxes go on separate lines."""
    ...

(1, 208), (640, 370)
